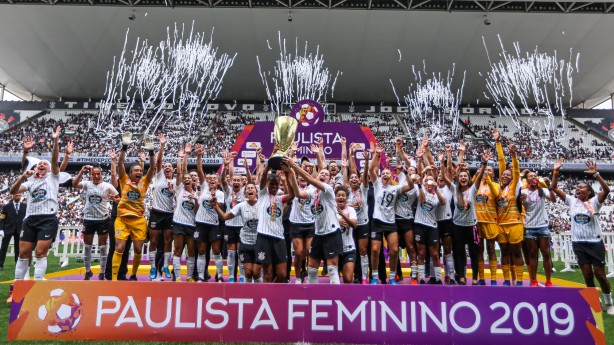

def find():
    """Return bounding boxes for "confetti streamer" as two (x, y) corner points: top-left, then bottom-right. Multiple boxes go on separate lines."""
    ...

(98, 22), (237, 144)
(391, 61), (465, 146)
(257, 32), (341, 116)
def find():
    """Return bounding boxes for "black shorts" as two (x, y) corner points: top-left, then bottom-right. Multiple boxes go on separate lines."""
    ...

(83, 218), (111, 235)
(290, 223), (315, 239)
(310, 231), (343, 260)
(437, 219), (454, 238)
(172, 222), (195, 237)
(148, 210), (173, 230)
(353, 224), (370, 239)
(254, 234), (288, 265)
(225, 226), (242, 244)
(396, 218), (415, 235)
(414, 223), (439, 246)
(194, 222), (223, 242)
(573, 242), (606, 266)
(239, 243), (256, 264)
(371, 218), (397, 236)
(339, 250), (356, 268)
(21, 215), (59, 243)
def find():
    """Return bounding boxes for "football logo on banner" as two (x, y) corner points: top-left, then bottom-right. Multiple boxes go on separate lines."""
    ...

(292, 100), (323, 127)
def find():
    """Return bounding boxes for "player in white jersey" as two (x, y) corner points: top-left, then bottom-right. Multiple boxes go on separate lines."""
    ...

(414, 175), (446, 284)
(368, 144), (414, 285)
(11, 126), (62, 281)
(194, 165), (225, 282)
(550, 159), (613, 315)
(435, 150), (455, 284)
(171, 147), (199, 282)
(451, 152), (488, 285)
(147, 133), (175, 280)
(288, 174), (316, 284)
(519, 171), (555, 287)
(221, 152), (246, 282)
(283, 157), (342, 284)
(253, 162), (295, 283)
(345, 153), (370, 284)
(214, 183), (259, 282)
(72, 165), (119, 280)
(335, 185), (358, 283)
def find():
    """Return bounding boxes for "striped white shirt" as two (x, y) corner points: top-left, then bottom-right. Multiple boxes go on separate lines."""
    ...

(230, 201), (259, 246)
(565, 195), (603, 243)
(22, 173), (60, 217)
(151, 170), (176, 213)
(348, 184), (369, 225)
(338, 206), (357, 253)
(452, 184), (478, 227)
(435, 185), (453, 221)
(414, 190), (441, 228)
(256, 187), (287, 239)
(309, 184), (341, 236)
(289, 185), (316, 224)
(173, 183), (197, 227)
(372, 178), (403, 224)
(225, 186), (245, 227)
(195, 186), (224, 225)
(81, 181), (118, 220)
(521, 188), (550, 228)
(395, 183), (418, 220)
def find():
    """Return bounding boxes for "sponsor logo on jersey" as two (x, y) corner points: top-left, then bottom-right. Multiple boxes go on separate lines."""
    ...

(496, 198), (509, 209)
(181, 200), (195, 211)
(127, 190), (141, 201)
(88, 195), (103, 205)
(420, 202), (434, 212)
(475, 195), (488, 203)
(161, 188), (174, 198)
(202, 200), (215, 210)
(310, 204), (324, 216)
(398, 194), (409, 202)
(266, 207), (282, 218)
(246, 219), (258, 230)
(574, 213), (591, 225)
(31, 188), (47, 201)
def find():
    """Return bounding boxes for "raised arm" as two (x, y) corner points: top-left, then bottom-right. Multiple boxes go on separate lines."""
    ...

(361, 150), (370, 188)
(72, 165), (90, 189)
(212, 198), (236, 221)
(60, 141), (73, 172)
(243, 158), (252, 186)
(21, 137), (34, 171)
(348, 143), (358, 176)
(493, 129), (506, 181)
(50, 126), (61, 176)
(279, 165), (296, 204)
(456, 141), (466, 173)
(176, 146), (186, 186)
(156, 133), (166, 172)
(584, 160), (610, 204)
(143, 135), (156, 182)
(118, 132), (134, 179)
(509, 143), (520, 186)
(434, 186), (446, 205)
(437, 151), (452, 187)
(341, 136), (348, 174)
(196, 144), (205, 185)
(109, 150), (118, 188)
(10, 170), (34, 195)
(549, 158), (566, 201)
(474, 150), (491, 188)
(283, 157), (324, 195)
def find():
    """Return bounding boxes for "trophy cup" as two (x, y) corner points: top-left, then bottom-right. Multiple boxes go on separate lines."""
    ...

(268, 116), (298, 170)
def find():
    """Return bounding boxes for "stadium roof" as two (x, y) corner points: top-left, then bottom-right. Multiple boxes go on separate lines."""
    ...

(0, 4), (614, 108)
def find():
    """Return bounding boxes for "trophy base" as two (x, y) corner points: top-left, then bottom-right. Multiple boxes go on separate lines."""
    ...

(268, 156), (284, 171)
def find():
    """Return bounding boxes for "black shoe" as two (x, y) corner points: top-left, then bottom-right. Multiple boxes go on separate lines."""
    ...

(98, 273), (105, 281)
(448, 279), (457, 285)
(320, 269), (328, 277)
(419, 279), (426, 284)
(117, 275), (127, 281)
(129, 274), (138, 281)
(204, 272), (211, 281)
(0, 266), (4, 271)
(353, 278), (360, 284)
(300, 269), (308, 281)
(84, 271), (93, 280)
(215, 274), (224, 282)
(427, 277), (437, 284)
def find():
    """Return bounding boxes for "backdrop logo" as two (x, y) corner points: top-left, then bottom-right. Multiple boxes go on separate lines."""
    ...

(292, 100), (323, 127)
(37, 288), (82, 334)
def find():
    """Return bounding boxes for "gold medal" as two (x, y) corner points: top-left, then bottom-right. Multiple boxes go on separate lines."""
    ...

(270, 215), (276, 221)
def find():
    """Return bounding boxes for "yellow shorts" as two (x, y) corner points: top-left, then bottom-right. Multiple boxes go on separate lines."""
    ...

(114, 216), (147, 241)
(497, 223), (524, 244)
(478, 223), (499, 240)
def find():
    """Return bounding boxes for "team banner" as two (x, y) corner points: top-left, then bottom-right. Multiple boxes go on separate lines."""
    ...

(8, 280), (605, 344)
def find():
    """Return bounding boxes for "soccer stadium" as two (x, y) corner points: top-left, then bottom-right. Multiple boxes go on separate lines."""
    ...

(0, 2), (613, 344)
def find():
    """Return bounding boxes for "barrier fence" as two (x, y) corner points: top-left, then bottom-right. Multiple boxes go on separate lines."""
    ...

(4, 227), (614, 277)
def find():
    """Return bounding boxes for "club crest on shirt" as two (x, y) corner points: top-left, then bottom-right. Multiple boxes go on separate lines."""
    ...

(415, 234), (421, 242)
(475, 195), (488, 203)
(31, 188), (47, 201)
(224, 234), (229, 241)
(574, 214), (591, 225)
(193, 231), (199, 239)
(246, 219), (258, 230)
(267, 207), (282, 218)
(88, 195), (103, 205)
(161, 188), (174, 198)
(127, 190), (141, 201)
(181, 200), (195, 211)
(257, 252), (265, 261)
(239, 254), (245, 262)
(310, 204), (324, 216)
